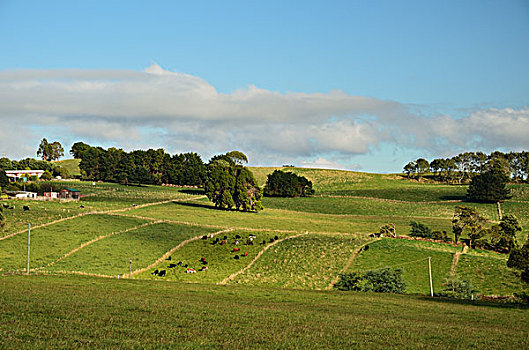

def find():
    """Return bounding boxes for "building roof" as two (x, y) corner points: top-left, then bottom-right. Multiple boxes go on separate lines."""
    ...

(62, 188), (80, 192)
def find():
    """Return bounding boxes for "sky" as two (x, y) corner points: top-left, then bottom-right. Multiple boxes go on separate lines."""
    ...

(0, 0), (528, 172)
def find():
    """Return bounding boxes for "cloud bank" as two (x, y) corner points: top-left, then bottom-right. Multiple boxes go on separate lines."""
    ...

(0, 64), (527, 170)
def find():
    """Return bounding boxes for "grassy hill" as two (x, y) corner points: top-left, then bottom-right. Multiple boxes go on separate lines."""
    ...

(52, 158), (81, 176)
(1, 275), (528, 349)
(0, 168), (527, 297)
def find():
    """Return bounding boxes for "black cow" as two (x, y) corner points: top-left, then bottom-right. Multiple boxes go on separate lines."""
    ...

(177, 261), (183, 266)
(364, 245), (370, 251)
(234, 255), (239, 260)
(223, 235), (228, 240)
(2, 204), (8, 209)
(168, 263), (177, 268)
(235, 234), (241, 239)
(23, 206), (30, 211)
(274, 235), (279, 240)
(183, 264), (188, 268)
(166, 256), (172, 261)
(269, 238), (275, 243)
(158, 270), (166, 277)
(79, 205), (85, 209)
(202, 235), (208, 240)
(152, 269), (159, 275)
(261, 240), (266, 245)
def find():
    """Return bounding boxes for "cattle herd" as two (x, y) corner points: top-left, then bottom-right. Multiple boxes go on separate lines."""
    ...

(151, 233), (281, 278)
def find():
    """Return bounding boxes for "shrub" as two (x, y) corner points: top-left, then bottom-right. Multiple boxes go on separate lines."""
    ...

(335, 268), (406, 294)
(40, 171), (53, 181)
(264, 170), (314, 197)
(437, 277), (479, 299)
(409, 221), (432, 238)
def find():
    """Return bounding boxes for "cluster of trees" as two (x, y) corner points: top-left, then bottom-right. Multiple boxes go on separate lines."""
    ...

(403, 151), (529, 184)
(0, 158), (69, 183)
(37, 138), (64, 161)
(204, 151), (262, 212)
(71, 142), (205, 186)
(335, 268), (406, 294)
(264, 170), (314, 197)
(411, 206), (522, 253)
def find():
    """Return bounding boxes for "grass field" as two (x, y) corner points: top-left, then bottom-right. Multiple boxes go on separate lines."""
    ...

(1, 275), (528, 349)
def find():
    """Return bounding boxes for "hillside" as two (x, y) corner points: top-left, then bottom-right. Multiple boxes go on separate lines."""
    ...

(0, 167), (527, 297)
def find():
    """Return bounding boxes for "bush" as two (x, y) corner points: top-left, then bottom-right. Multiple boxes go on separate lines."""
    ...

(335, 268), (406, 294)
(436, 277), (479, 299)
(409, 221), (432, 238)
(40, 171), (53, 181)
(264, 170), (314, 197)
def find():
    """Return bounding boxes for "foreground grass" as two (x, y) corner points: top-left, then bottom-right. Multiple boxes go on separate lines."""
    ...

(1, 275), (528, 349)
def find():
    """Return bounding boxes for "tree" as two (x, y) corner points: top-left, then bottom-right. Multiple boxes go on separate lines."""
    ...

(403, 162), (415, 179)
(467, 166), (511, 203)
(37, 138), (64, 161)
(0, 206), (5, 229)
(452, 206), (487, 247)
(204, 153), (262, 212)
(264, 170), (314, 197)
(507, 240), (529, 284)
(415, 158), (429, 181)
(409, 221), (432, 238)
(0, 169), (8, 188)
(489, 214), (522, 253)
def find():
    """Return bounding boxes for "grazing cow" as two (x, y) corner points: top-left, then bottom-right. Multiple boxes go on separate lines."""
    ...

(261, 240), (266, 245)
(152, 269), (159, 275)
(200, 266), (208, 271)
(243, 252), (248, 257)
(158, 270), (166, 277)
(132, 204), (137, 207)
(177, 261), (183, 266)
(183, 264), (188, 268)
(364, 245), (370, 251)
(79, 205), (85, 209)
(202, 235), (208, 240)
(166, 256), (172, 261)
(202, 261), (208, 265)
(269, 238), (275, 243)
(2, 204), (9, 209)
(234, 255), (239, 259)
(232, 248), (240, 252)
(235, 240), (239, 245)
(223, 236), (228, 240)
(168, 263), (177, 268)
(8, 206), (14, 210)
(23, 206), (30, 211)
(274, 235), (279, 240)
(235, 235), (241, 239)
(186, 268), (196, 274)
(220, 240), (226, 245)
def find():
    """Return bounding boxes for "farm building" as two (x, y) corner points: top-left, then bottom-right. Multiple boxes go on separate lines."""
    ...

(43, 192), (59, 199)
(10, 191), (38, 199)
(60, 188), (81, 200)
(5, 170), (45, 181)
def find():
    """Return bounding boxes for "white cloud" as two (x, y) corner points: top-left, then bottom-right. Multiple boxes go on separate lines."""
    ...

(0, 64), (527, 169)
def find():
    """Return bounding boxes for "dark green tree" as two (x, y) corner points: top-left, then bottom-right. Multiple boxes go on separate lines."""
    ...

(0, 169), (8, 188)
(507, 240), (529, 284)
(264, 170), (314, 197)
(415, 158), (429, 181)
(467, 166), (511, 203)
(0, 206), (5, 229)
(489, 214), (522, 253)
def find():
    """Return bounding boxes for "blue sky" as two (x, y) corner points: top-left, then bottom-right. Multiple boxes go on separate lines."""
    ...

(1, 1), (528, 172)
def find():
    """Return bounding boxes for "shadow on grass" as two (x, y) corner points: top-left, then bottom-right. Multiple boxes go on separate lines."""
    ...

(179, 188), (205, 195)
(439, 195), (467, 201)
(171, 200), (259, 214)
(416, 295), (529, 309)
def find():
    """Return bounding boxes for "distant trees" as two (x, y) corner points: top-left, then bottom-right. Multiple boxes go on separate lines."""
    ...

(264, 170), (314, 197)
(204, 152), (262, 211)
(70, 142), (206, 186)
(37, 138), (64, 161)
(488, 215), (521, 253)
(0, 169), (8, 188)
(0, 206), (4, 229)
(507, 239), (529, 284)
(0, 157), (54, 172)
(403, 150), (529, 184)
(335, 268), (406, 294)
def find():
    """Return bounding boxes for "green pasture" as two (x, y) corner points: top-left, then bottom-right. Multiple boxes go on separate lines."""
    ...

(0, 214), (148, 272)
(348, 238), (458, 294)
(1, 275), (528, 349)
(230, 232), (371, 290)
(139, 229), (300, 283)
(47, 222), (216, 276)
(51, 159), (81, 176)
(456, 252), (523, 295)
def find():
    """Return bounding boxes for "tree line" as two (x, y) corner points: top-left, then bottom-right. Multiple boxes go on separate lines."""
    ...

(403, 151), (529, 184)
(70, 142), (206, 186)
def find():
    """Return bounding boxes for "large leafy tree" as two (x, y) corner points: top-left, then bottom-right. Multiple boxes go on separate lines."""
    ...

(467, 164), (511, 203)
(37, 138), (64, 161)
(204, 153), (262, 212)
(489, 214), (522, 253)
(452, 206), (487, 246)
(508, 239), (529, 284)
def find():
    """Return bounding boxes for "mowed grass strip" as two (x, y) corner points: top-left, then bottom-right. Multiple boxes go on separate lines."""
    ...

(456, 253), (523, 295)
(230, 233), (371, 290)
(0, 214), (148, 272)
(139, 230), (300, 283)
(46, 222), (216, 277)
(1, 275), (528, 349)
(348, 238), (456, 294)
